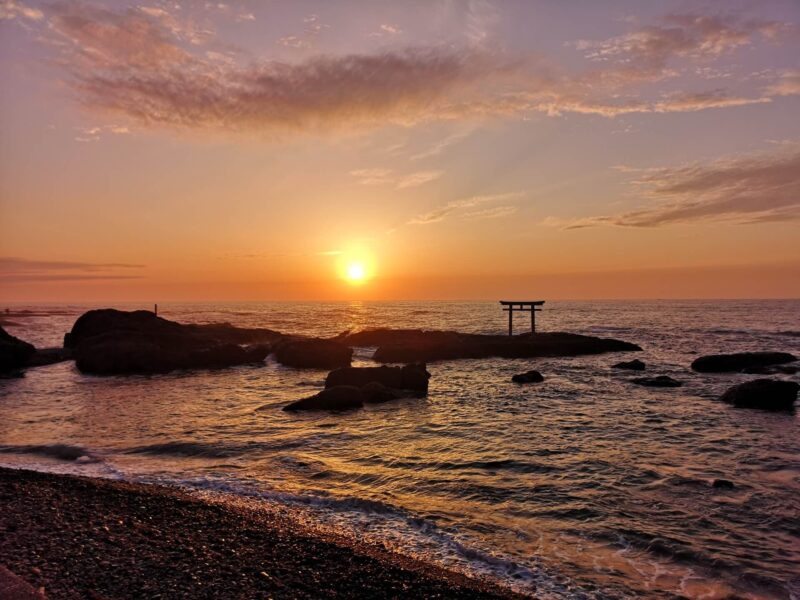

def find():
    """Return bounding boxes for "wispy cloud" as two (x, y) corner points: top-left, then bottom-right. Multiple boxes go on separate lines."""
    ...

(0, 257), (145, 282)
(408, 191), (524, 225)
(0, 0), (43, 21)
(555, 146), (800, 228)
(351, 168), (443, 189)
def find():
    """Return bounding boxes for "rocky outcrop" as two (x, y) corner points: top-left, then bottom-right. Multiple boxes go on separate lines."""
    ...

(691, 352), (797, 373)
(325, 364), (430, 395)
(283, 386), (365, 411)
(0, 327), (35, 372)
(631, 375), (682, 388)
(719, 379), (798, 411)
(66, 309), (280, 375)
(512, 370), (544, 383)
(740, 364), (799, 375)
(337, 329), (640, 363)
(612, 359), (645, 371)
(274, 339), (352, 369)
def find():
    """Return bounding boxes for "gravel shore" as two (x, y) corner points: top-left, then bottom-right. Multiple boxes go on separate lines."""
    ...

(0, 468), (518, 599)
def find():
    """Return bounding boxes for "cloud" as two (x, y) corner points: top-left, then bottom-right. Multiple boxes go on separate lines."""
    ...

(369, 23), (402, 38)
(0, 0), (43, 21)
(351, 168), (443, 189)
(575, 13), (788, 85)
(462, 205), (517, 220)
(25, 5), (795, 136)
(558, 146), (800, 228)
(0, 257), (145, 282)
(396, 170), (443, 189)
(766, 69), (800, 97)
(410, 130), (472, 160)
(408, 191), (523, 225)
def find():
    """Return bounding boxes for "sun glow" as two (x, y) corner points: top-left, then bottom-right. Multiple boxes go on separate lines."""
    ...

(346, 262), (367, 282)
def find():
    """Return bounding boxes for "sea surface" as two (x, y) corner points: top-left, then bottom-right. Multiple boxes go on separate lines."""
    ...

(1, 300), (799, 599)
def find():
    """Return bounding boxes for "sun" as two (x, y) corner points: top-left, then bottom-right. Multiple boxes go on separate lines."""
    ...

(346, 261), (367, 283)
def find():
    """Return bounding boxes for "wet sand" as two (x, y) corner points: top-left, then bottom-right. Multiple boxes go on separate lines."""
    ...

(0, 468), (517, 599)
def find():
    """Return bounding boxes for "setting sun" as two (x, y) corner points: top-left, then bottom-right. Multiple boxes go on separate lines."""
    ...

(346, 262), (367, 283)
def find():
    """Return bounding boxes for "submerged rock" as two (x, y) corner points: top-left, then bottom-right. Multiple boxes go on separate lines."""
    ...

(325, 363), (430, 395)
(66, 309), (279, 375)
(612, 359), (646, 371)
(712, 479), (735, 489)
(512, 370), (544, 383)
(0, 326), (35, 372)
(631, 375), (683, 388)
(274, 339), (352, 369)
(691, 352), (797, 373)
(283, 385), (365, 411)
(338, 328), (640, 363)
(719, 379), (798, 411)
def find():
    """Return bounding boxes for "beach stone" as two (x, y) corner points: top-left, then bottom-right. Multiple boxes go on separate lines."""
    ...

(274, 339), (352, 369)
(631, 375), (682, 388)
(512, 370), (544, 383)
(691, 351), (797, 373)
(0, 327), (35, 372)
(325, 363), (430, 395)
(719, 379), (799, 411)
(283, 386), (364, 411)
(338, 328), (641, 363)
(612, 359), (646, 371)
(66, 309), (278, 375)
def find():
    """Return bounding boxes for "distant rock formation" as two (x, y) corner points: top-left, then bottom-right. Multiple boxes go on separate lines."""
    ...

(719, 379), (798, 411)
(512, 370), (544, 383)
(0, 326), (35, 372)
(274, 339), (353, 369)
(691, 352), (797, 373)
(337, 329), (640, 363)
(66, 309), (279, 375)
(631, 375), (682, 388)
(612, 359), (646, 371)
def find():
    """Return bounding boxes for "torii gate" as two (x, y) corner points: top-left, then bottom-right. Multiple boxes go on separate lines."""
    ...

(500, 300), (545, 336)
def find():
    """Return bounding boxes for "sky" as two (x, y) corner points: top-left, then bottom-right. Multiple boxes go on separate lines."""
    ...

(0, 0), (799, 301)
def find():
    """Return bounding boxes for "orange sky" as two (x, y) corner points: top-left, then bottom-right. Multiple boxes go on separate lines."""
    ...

(1, 1), (799, 301)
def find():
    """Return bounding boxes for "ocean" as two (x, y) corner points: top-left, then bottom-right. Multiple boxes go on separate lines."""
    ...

(1, 300), (799, 599)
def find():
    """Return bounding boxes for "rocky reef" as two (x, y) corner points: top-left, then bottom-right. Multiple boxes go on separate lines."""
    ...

(691, 352), (797, 373)
(65, 309), (280, 375)
(337, 329), (641, 363)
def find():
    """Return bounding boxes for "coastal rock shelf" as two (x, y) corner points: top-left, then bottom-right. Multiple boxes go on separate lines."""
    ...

(66, 309), (282, 375)
(338, 328), (642, 363)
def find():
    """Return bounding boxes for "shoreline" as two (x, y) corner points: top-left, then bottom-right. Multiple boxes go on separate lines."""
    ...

(0, 467), (521, 599)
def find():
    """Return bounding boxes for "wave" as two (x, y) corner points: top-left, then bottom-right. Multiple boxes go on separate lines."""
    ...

(123, 439), (305, 458)
(0, 443), (99, 462)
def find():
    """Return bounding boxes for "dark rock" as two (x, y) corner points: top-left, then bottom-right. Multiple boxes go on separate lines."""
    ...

(27, 347), (72, 368)
(66, 309), (279, 375)
(338, 328), (640, 363)
(691, 352), (797, 373)
(631, 375), (682, 388)
(361, 382), (406, 404)
(283, 386), (364, 411)
(325, 363), (430, 395)
(512, 370), (544, 383)
(612, 359), (646, 371)
(719, 379), (798, 411)
(0, 326), (35, 372)
(274, 339), (352, 369)
(712, 479), (735, 489)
